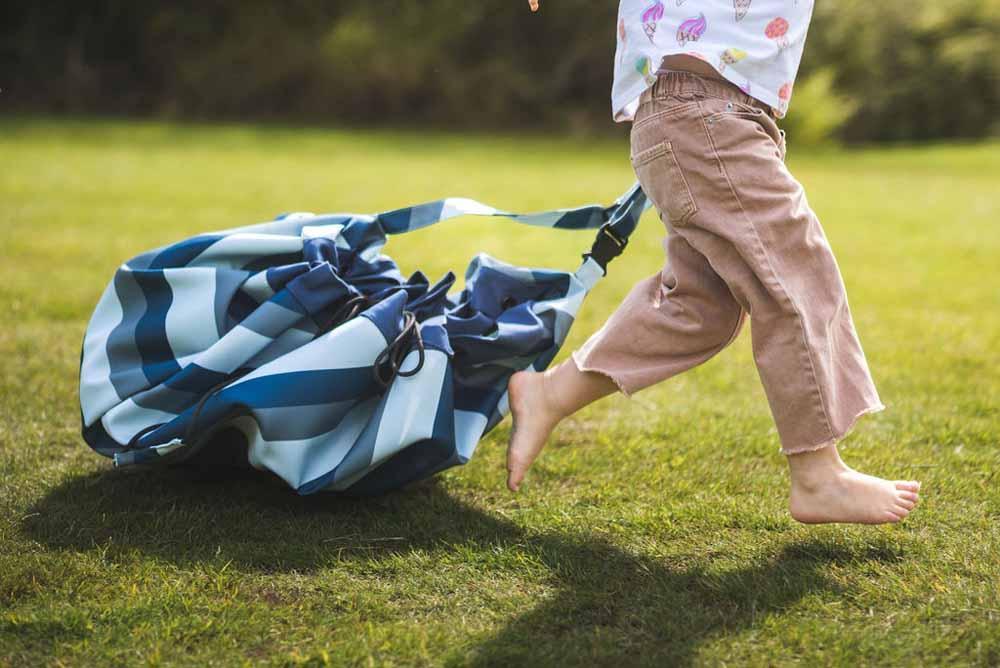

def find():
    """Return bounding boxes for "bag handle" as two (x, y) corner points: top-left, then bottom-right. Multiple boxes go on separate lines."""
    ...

(374, 182), (651, 274)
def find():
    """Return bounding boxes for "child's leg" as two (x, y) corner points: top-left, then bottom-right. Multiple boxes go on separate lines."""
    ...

(507, 227), (745, 491)
(508, 82), (920, 522)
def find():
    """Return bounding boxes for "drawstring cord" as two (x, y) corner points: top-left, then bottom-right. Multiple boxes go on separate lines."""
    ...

(323, 293), (369, 332)
(326, 291), (428, 386)
(183, 368), (253, 447)
(122, 422), (163, 452)
(373, 310), (425, 388)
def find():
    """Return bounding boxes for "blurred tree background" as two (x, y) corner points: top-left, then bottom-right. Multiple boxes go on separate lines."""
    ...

(2, 0), (997, 143)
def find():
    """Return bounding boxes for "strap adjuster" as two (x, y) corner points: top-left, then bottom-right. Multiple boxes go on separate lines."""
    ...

(583, 223), (629, 274)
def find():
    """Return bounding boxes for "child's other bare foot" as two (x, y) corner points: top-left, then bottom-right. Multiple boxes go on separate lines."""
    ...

(788, 444), (920, 525)
(505, 370), (564, 492)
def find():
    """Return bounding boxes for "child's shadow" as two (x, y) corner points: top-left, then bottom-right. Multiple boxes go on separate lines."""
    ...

(23, 468), (903, 665)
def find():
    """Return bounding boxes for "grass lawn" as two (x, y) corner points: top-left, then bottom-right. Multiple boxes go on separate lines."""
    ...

(1, 118), (998, 666)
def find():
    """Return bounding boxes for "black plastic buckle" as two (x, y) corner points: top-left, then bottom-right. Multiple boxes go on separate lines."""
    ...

(583, 223), (629, 274)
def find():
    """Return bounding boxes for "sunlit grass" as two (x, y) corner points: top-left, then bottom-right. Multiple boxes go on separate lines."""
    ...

(1, 118), (998, 666)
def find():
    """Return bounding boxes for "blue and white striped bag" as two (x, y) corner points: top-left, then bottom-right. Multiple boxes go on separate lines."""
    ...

(79, 183), (649, 495)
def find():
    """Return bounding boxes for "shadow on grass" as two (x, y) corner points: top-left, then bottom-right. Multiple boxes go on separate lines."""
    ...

(22, 468), (904, 665)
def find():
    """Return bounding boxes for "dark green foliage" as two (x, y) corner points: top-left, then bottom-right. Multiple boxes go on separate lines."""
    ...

(804, 0), (1000, 142)
(2, 1), (997, 141)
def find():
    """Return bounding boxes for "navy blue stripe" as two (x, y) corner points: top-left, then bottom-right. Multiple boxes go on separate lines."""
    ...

(550, 208), (605, 230)
(225, 289), (261, 331)
(214, 269), (253, 337)
(242, 252), (304, 273)
(360, 290), (406, 344)
(453, 381), (505, 415)
(82, 415), (123, 455)
(224, 368), (379, 407)
(270, 288), (308, 315)
(149, 235), (223, 270)
(375, 204), (418, 234)
(266, 262), (310, 292)
(106, 269), (151, 399)
(132, 269), (181, 384)
(164, 363), (230, 393)
(286, 263), (355, 316)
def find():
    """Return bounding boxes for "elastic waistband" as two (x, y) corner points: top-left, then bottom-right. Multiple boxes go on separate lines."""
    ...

(644, 69), (774, 116)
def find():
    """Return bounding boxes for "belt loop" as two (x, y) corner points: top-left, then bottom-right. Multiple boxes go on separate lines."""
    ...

(655, 68), (670, 99)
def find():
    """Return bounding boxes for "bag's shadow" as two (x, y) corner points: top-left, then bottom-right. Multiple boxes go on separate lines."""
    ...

(23, 468), (904, 664)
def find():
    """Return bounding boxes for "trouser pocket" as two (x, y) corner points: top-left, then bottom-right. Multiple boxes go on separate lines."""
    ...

(630, 140), (698, 226)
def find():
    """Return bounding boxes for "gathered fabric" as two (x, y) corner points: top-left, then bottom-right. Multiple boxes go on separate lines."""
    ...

(79, 184), (649, 495)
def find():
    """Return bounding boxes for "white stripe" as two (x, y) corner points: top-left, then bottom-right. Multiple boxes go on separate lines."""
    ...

(516, 211), (564, 228)
(240, 271), (275, 302)
(227, 316), (389, 387)
(241, 399), (376, 489)
(302, 223), (345, 241)
(574, 257), (605, 290)
(80, 281), (124, 426)
(496, 390), (510, 417)
(441, 198), (497, 219)
(369, 349), (448, 464)
(101, 399), (177, 444)
(454, 410), (489, 462)
(211, 212), (317, 236)
(187, 233), (304, 268)
(245, 327), (315, 368)
(163, 268), (221, 359)
(194, 325), (274, 374)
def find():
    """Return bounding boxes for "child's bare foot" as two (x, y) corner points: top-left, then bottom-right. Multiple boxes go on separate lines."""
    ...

(505, 370), (564, 492)
(787, 444), (920, 525)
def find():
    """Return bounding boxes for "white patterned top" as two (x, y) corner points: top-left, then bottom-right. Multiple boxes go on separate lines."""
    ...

(612, 0), (814, 122)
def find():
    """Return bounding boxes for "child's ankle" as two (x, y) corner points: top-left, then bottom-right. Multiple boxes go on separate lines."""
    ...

(540, 368), (573, 420)
(787, 445), (849, 488)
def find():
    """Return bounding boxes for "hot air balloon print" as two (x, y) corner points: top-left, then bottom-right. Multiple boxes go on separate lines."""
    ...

(778, 82), (793, 102)
(719, 47), (747, 72)
(641, 1), (665, 44)
(676, 13), (707, 47)
(765, 17), (790, 49)
(777, 81), (793, 113)
(635, 56), (657, 85)
(734, 0), (752, 21)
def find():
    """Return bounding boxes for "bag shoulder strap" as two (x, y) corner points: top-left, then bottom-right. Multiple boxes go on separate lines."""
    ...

(374, 182), (651, 274)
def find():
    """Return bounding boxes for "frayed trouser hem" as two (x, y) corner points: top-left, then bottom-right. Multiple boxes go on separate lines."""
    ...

(779, 403), (887, 456)
(569, 350), (634, 398)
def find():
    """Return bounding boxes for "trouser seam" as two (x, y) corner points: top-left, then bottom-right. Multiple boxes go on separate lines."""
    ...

(721, 304), (746, 349)
(697, 105), (836, 441)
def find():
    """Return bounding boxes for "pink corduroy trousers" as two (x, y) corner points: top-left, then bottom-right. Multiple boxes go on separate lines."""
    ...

(572, 70), (884, 454)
